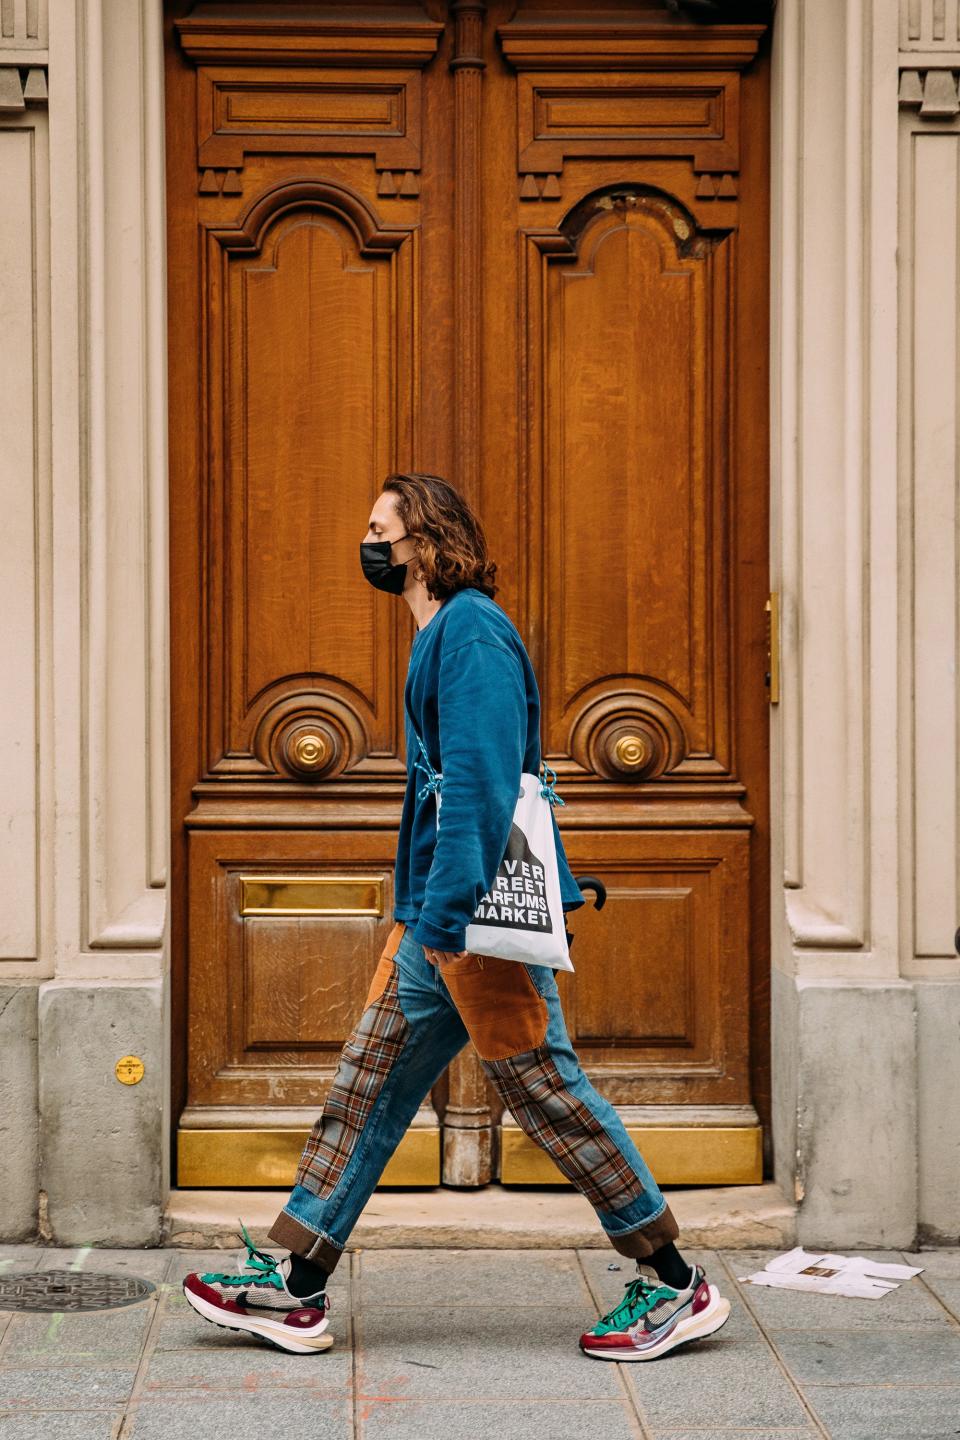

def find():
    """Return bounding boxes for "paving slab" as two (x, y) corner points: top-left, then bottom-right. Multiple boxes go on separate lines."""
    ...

(0, 1362), (139, 1407)
(140, 1342), (352, 1397)
(122, 1394), (353, 1438)
(723, 1249), (953, 1332)
(0, 1413), (126, 1440)
(0, 1250), (46, 1271)
(922, 1274), (960, 1324)
(358, 1398), (644, 1440)
(624, 1335), (814, 1432)
(33, 1248), (174, 1282)
(744, 1281), (952, 1332)
(801, 1382), (960, 1440)
(358, 1247), (589, 1309)
(907, 1249), (960, 1324)
(912, 1250), (960, 1278)
(652, 1432), (819, 1440)
(769, 1327), (960, 1385)
(357, 1303), (624, 1402)
(2, 1306), (157, 1362)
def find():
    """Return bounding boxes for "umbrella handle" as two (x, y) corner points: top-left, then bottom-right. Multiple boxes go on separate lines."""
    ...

(573, 874), (607, 910)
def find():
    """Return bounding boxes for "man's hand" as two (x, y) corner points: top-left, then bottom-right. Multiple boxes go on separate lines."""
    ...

(423, 946), (469, 968)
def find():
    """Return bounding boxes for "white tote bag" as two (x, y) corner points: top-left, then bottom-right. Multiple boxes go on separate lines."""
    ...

(410, 727), (574, 972)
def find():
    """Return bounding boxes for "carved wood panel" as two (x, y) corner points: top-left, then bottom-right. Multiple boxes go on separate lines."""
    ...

(203, 181), (417, 781)
(186, 829), (398, 1108)
(522, 191), (734, 784)
(514, 69), (741, 193)
(556, 830), (751, 1106)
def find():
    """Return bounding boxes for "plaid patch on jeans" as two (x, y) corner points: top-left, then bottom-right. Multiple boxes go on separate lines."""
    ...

(294, 964), (409, 1199)
(483, 1047), (647, 1212)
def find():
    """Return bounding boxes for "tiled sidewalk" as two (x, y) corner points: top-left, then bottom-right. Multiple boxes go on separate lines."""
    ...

(0, 1243), (958, 1439)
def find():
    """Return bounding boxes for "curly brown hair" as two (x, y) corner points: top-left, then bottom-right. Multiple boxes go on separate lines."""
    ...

(381, 472), (498, 601)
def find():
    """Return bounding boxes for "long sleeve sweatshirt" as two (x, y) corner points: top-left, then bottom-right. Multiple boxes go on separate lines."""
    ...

(393, 586), (584, 952)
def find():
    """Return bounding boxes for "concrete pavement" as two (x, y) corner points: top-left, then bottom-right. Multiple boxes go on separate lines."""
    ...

(0, 1242), (958, 1439)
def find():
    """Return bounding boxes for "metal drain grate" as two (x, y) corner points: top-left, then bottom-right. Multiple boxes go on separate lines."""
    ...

(0, 1270), (156, 1313)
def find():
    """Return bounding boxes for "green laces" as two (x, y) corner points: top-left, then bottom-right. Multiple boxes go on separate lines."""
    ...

(598, 1273), (665, 1330)
(199, 1219), (284, 1289)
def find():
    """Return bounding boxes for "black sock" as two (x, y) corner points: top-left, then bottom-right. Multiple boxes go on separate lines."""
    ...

(286, 1252), (328, 1298)
(645, 1242), (695, 1291)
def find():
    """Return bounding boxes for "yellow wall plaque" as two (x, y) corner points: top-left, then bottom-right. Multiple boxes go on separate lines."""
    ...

(115, 1055), (145, 1085)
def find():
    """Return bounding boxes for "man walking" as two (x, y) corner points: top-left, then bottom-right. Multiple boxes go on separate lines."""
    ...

(182, 472), (731, 1360)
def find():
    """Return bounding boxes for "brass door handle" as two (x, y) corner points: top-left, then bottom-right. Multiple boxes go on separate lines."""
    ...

(281, 724), (340, 777)
(613, 733), (650, 771)
(292, 732), (332, 770)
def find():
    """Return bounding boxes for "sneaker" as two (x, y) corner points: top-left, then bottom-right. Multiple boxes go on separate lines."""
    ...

(182, 1221), (333, 1354)
(579, 1261), (730, 1361)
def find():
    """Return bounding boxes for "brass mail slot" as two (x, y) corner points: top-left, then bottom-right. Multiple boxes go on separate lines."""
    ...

(239, 875), (384, 917)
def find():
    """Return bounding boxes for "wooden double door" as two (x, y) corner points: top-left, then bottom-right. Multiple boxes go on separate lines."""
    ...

(166, 0), (772, 1189)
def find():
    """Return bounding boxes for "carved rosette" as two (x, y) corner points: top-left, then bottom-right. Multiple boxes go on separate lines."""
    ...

(569, 693), (686, 782)
(253, 692), (368, 781)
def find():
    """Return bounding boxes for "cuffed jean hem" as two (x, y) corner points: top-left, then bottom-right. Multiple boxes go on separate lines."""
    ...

(602, 1198), (681, 1259)
(267, 1207), (346, 1274)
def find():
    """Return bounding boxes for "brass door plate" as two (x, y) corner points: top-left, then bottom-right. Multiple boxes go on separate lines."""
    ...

(501, 1125), (763, 1186)
(239, 875), (384, 917)
(177, 1127), (439, 1188)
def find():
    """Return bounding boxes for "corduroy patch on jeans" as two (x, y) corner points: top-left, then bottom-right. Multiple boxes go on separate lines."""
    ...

(483, 1046), (647, 1212)
(294, 964), (409, 1199)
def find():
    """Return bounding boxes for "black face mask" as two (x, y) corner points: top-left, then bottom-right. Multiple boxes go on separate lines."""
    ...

(360, 533), (412, 595)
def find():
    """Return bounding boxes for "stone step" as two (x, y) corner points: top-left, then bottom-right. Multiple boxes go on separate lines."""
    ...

(165, 1182), (795, 1252)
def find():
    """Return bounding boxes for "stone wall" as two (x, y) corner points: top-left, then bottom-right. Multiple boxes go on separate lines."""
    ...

(1, 0), (957, 1247)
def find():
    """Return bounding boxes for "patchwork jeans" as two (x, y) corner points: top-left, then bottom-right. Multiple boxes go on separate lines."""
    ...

(268, 922), (679, 1274)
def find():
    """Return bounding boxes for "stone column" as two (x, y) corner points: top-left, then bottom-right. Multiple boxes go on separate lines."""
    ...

(897, 0), (960, 1244)
(0, 0), (50, 1241)
(0, 0), (170, 1245)
(770, 0), (918, 1248)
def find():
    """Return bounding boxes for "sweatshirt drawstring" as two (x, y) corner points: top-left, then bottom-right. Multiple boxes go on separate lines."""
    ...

(539, 762), (565, 807)
(413, 728), (565, 811)
(413, 730), (443, 803)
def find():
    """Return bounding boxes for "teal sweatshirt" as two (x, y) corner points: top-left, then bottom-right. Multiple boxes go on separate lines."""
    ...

(394, 586), (584, 952)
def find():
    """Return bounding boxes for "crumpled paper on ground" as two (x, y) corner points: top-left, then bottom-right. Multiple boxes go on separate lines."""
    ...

(737, 1246), (924, 1299)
